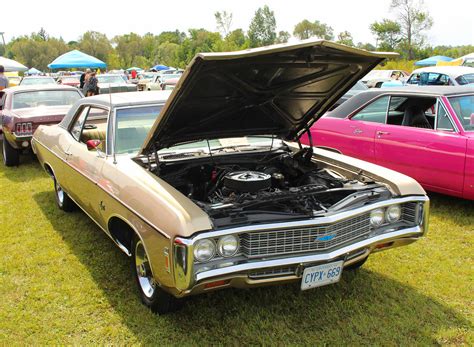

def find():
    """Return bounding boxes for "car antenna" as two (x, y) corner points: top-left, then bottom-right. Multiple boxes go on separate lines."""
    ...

(206, 139), (216, 166)
(109, 91), (117, 164)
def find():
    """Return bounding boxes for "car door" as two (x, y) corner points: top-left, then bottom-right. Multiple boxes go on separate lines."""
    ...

(314, 95), (389, 162)
(63, 105), (110, 227)
(375, 96), (467, 195)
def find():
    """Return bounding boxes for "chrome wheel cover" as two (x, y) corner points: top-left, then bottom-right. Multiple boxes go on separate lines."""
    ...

(135, 240), (156, 298)
(55, 182), (64, 206)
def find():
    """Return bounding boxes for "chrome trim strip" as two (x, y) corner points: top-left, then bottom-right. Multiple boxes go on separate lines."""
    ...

(196, 226), (423, 283)
(32, 137), (171, 239)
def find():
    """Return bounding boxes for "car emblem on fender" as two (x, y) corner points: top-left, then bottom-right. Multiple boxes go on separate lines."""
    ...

(315, 233), (337, 242)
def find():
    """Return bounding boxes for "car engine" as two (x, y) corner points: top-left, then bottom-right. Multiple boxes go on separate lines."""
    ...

(156, 148), (389, 227)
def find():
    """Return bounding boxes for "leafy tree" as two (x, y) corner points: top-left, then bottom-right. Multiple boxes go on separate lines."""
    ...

(215, 11), (233, 37)
(337, 31), (354, 46)
(293, 19), (334, 40)
(369, 19), (401, 51)
(356, 42), (377, 51)
(225, 29), (247, 50)
(390, 0), (433, 59)
(248, 5), (277, 48)
(78, 31), (112, 62)
(155, 42), (180, 67)
(156, 30), (186, 45)
(37, 27), (48, 41)
(275, 31), (291, 44)
(113, 33), (144, 67)
(9, 34), (68, 70)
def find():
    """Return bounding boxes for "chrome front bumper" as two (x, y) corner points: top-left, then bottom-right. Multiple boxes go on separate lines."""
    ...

(172, 196), (429, 296)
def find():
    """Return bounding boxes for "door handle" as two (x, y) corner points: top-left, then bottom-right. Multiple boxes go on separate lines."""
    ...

(376, 131), (390, 136)
(353, 129), (363, 134)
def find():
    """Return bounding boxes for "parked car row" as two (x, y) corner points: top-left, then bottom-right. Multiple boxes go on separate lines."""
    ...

(5, 41), (472, 315)
(22, 41), (430, 313)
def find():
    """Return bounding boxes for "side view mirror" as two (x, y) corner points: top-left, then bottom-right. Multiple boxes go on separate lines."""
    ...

(86, 139), (101, 151)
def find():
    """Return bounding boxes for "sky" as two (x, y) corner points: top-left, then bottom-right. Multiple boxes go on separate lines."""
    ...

(2, 0), (473, 46)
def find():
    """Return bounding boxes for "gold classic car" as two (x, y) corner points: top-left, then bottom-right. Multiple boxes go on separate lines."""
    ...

(31, 40), (429, 314)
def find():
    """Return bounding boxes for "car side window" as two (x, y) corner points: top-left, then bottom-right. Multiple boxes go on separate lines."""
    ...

(351, 96), (389, 124)
(70, 106), (89, 141)
(407, 73), (420, 85)
(436, 102), (455, 131)
(70, 106), (109, 151)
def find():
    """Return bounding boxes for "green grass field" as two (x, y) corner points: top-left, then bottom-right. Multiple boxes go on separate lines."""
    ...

(0, 153), (472, 345)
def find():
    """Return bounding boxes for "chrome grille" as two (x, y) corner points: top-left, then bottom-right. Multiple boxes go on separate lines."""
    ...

(240, 213), (371, 258)
(239, 202), (419, 259)
(249, 266), (297, 279)
(402, 202), (418, 225)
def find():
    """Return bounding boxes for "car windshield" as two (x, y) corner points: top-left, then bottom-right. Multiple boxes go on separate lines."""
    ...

(364, 70), (391, 79)
(161, 74), (181, 81)
(98, 75), (125, 84)
(21, 78), (56, 85)
(115, 105), (163, 154)
(449, 95), (474, 132)
(455, 74), (474, 85)
(12, 90), (82, 109)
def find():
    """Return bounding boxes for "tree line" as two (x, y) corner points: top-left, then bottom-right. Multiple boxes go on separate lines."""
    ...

(1, 1), (472, 71)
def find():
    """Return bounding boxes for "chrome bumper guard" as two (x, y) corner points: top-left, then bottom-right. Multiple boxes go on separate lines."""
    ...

(173, 196), (429, 293)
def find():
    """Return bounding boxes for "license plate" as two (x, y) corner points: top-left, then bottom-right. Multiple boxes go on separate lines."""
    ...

(301, 261), (344, 291)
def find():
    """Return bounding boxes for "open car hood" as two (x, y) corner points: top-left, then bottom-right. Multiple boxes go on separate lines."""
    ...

(140, 40), (397, 154)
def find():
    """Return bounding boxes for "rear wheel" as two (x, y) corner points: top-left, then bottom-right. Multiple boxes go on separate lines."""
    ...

(54, 178), (75, 212)
(2, 139), (20, 167)
(132, 234), (182, 314)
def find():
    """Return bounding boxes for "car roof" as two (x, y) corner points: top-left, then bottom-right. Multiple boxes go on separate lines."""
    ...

(411, 66), (474, 77)
(5, 84), (79, 94)
(77, 90), (172, 107)
(327, 86), (474, 117)
(22, 76), (54, 79)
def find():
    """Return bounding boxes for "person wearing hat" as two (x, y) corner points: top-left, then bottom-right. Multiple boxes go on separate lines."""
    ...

(80, 68), (91, 89)
(0, 65), (9, 91)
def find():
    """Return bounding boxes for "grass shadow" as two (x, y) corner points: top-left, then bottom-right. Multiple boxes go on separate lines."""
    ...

(427, 192), (474, 227)
(32, 190), (472, 345)
(0, 141), (44, 183)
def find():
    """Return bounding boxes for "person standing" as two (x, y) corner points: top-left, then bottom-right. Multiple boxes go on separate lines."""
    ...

(80, 68), (91, 89)
(0, 65), (9, 91)
(86, 71), (98, 97)
(131, 69), (137, 80)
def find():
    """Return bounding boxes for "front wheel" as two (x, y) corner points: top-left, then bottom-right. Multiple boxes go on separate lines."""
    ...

(2, 139), (20, 167)
(54, 178), (76, 212)
(132, 234), (182, 314)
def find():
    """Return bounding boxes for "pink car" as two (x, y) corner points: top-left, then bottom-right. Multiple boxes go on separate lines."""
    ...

(302, 86), (474, 200)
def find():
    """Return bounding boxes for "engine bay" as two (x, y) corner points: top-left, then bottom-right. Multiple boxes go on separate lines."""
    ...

(153, 147), (390, 227)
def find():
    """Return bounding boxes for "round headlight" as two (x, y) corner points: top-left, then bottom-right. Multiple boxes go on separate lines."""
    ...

(386, 204), (402, 223)
(370, 208), (385, 228)
(193, 239), (216, 262)
(217, 235), (239, 257)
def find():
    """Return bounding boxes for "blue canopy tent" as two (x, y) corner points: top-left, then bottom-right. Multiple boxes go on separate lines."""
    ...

(415, 55), (453, 66)
(152, 64), (170, 71)
(48, 50), (106, 69)
(27, 67), (42, 75)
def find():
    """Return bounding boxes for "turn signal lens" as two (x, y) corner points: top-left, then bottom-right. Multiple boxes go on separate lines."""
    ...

(370, 208), (385, 228)
(193, 239), (216, 262)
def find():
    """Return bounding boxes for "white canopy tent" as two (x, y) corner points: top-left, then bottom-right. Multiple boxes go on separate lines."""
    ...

(0, 56), (28, 72)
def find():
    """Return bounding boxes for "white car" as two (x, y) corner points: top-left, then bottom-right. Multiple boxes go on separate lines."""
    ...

(361, 69), (409, 88)
(406, 66), (474, 86)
